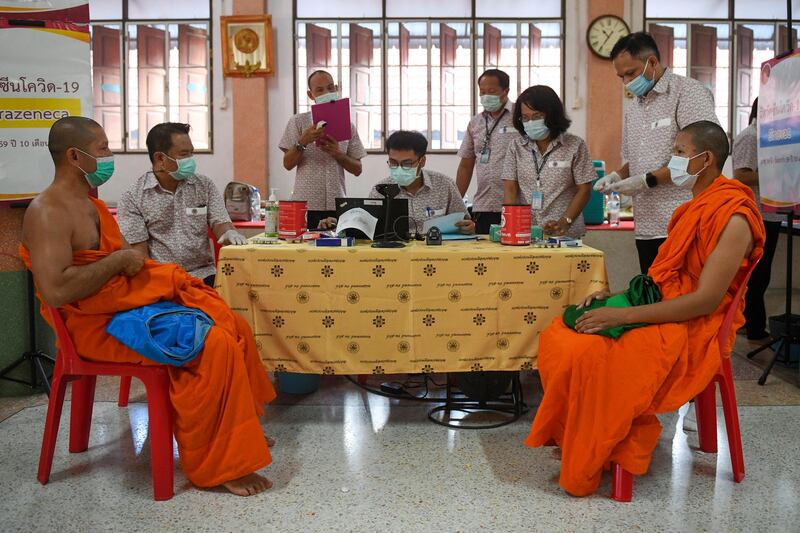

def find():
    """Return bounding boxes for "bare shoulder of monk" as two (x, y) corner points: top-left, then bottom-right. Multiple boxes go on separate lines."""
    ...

(25, 189), (100, 252)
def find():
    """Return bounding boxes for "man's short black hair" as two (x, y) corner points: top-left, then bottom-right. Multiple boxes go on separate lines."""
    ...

(48, 116), (102, 163)
(386, 130), (428, 157)
(146, 122), (191, 163)
(478, 69), (510, 90)
(681, 120), (729, 170)
(307, 69), (334, 89)
(610, 31), (661, 63)
(513, 85), (571, 138)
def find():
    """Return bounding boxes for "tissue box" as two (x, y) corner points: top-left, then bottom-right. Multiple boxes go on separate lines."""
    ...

(489, 224), (501, 242)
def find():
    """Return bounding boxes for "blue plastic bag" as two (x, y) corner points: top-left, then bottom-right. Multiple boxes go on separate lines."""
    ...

(106, 301), (214, 366)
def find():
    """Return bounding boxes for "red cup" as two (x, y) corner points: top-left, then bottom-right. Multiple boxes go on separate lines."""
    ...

(279, 200), (307, 239)
(501, 204), (532, 246)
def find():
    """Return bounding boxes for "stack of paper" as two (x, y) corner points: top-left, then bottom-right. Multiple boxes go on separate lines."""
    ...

(421, 213), (478, 241)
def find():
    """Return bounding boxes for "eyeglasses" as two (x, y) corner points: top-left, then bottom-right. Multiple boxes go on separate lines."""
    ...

(522, 112), (546, 121)
(387, 159), (420, 170)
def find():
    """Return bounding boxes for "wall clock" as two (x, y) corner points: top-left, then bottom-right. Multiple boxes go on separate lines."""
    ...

(587, 15), (630, 59)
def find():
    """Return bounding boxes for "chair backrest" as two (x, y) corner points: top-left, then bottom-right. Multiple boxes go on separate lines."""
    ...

(208, 227), (221, 265)
(45, 305), (82, 375)
(716, 259), (759, 355)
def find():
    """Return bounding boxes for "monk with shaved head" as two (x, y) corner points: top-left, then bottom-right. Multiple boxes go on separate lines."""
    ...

(21, 117), (276, 497)
(525, 120), (766, 497)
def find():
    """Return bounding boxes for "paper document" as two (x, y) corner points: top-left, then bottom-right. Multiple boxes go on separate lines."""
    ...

(422, 212), (469, 235)
(441, 233), (478, 241)
(336, 208), (378, 240)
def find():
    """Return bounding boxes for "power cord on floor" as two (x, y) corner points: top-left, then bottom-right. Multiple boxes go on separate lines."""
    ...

(345, 374), (446, 402)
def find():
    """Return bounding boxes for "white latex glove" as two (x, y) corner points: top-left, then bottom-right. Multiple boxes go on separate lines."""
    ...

(593, 171), (621, 192)
(218, 229), (248, 246)
(609, 174), (648, 195)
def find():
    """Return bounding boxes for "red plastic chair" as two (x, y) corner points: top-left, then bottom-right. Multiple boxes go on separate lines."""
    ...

(210, 226), (222, 265)
(119, 228), (220, 407)
(39, 306), (175, 501)
(611, 263), (756, 502)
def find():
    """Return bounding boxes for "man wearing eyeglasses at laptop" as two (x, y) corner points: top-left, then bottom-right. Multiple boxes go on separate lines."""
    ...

(318, 131), (475, 236)
(369, 130), (474, 236)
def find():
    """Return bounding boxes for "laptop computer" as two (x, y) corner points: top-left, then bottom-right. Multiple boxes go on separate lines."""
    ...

(335, 197), (410, 241)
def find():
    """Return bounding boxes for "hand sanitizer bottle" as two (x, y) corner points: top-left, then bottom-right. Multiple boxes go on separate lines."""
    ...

(265, 188), (279, 239)
(607, 191), (620, 227)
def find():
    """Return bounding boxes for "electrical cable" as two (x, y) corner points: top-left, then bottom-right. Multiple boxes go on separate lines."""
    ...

(345, 374), (445, 402)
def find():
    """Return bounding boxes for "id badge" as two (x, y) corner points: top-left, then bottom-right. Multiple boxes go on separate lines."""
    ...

(480, 147), (491, 164)
(531, 191), (543, 211)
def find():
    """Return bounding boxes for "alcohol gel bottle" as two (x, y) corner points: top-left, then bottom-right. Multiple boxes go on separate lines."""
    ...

(265, 188), (279, 238)
(607, 191), (620, 227)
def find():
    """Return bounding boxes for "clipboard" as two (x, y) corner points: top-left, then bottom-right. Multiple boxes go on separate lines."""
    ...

(311, 97), (352, 142)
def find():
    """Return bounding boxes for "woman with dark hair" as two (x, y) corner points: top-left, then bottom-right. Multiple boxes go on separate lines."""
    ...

(732, 97), (780, 340)
(502, 85), (594, 238)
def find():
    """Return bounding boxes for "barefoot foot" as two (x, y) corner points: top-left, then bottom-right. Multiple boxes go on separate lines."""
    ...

(222, 473), (272, 496)
(266, 435), (276, 447)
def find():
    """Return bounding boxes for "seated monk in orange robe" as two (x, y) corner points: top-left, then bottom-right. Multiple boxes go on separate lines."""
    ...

(20, 117), (276, 497)
(525, 120), (766, 497)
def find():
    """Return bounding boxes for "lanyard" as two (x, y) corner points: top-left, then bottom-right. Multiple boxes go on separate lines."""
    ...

(481, 109), (508, 151)
(531, 147), (553, 186)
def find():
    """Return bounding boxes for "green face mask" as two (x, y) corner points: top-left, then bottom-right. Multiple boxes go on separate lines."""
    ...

(314, 91), (338, 104)
(165, 155), (197, 181)
(75, 148), (115, 187)
(480, 94), (503, 112)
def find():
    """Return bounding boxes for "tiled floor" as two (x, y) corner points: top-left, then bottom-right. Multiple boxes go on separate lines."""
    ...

(0, 345), (798, 532)
(1, 288), (798, 532)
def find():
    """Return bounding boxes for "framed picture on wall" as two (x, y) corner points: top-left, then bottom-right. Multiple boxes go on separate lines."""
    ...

(220, 14), (274, 78)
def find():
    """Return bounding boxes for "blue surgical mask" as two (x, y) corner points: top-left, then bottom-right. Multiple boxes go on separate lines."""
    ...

(315, 91), (338, 104)
(523, 118), (549, 141)
(480, 94), (503, 113)
(626, 59), (656, 97)
(390, 166), (419, 187)
(75, 148), (115, 187)
(165, 155), (196, 181)
(668, 151), (708, 188)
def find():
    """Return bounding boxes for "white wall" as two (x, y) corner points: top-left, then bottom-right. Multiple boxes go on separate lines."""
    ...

(100, 0), (234, 204)
(267, 0), (590, 202)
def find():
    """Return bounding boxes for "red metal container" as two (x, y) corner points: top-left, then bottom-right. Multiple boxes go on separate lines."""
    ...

(278, 200), (307, 239)
(501, 204), (532, 246)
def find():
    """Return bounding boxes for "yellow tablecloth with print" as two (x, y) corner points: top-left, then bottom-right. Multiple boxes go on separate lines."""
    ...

(217, 240), (608, 375)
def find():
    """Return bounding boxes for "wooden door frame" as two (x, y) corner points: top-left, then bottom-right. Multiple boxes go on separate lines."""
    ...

(643, 1), (800, 138)
(89, 0), (213, 153)
(291, 4), (567, 153)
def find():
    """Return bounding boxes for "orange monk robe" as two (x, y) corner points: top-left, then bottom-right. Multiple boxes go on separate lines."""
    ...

(21, 197), (277, 488)
(526, 177), (766, 497)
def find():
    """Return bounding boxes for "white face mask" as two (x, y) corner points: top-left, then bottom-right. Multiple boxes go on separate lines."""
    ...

(668, 151), (708, 188)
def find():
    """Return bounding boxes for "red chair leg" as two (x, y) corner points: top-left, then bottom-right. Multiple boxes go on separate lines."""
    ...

(69, 375), (97, 453)
(118, 375), (132, 407)
(694, 383), (718, 453)
(718, 359), (745, 482)
(611, 463), (633, 502)
(38, 375), (68, 485)
(143, 373), (175, 501)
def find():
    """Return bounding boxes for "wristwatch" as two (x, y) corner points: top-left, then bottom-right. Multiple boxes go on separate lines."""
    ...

(295, 141), (306, 152)
(645, 172), (658, 188)
(563, 215), (573, 226)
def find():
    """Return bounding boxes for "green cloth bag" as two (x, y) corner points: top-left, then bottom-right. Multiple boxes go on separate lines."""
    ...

(562, 275), (662, 339)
